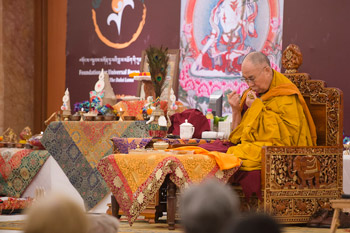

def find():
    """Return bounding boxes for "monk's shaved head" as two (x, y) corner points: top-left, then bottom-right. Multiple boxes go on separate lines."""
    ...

(241, 51), (273, 94)
(243, 52), (271, 67)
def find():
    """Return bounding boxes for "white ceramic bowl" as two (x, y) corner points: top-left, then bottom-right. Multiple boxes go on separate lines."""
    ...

(153, 142), (169, 150)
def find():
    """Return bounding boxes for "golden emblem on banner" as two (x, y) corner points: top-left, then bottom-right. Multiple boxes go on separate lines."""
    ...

(92, 0), (147, 49)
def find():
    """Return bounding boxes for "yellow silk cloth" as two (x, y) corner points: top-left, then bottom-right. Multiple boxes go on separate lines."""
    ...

(98, 151), (240, 224)
(227, 70), (317, 171)
(112, 151), (240, 193)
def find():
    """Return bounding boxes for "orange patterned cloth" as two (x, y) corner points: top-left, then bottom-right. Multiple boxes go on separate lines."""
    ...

(113, 100), (186, 120)
(97, 151), (241, 224)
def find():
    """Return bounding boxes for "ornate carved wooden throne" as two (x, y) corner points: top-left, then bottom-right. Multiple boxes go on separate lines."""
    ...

(237, 44), (344, 223)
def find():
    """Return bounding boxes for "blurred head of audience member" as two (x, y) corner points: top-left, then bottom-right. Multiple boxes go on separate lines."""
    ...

(180, 179), (240, 233)
(24, 193), (88, 233)
(226, 213), (282, 233)
(87, 214), (120, 233)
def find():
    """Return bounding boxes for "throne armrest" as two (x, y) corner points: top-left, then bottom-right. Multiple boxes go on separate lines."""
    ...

(261, 145), (343, 191)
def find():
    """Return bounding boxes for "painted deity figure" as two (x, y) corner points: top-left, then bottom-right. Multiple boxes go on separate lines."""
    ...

(191, 0), (258, 75)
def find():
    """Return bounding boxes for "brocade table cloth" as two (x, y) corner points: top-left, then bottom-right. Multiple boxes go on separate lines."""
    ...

(0, 148), (50, 197)
(97, 151), (240, 224)
(41, 121), (148, 209)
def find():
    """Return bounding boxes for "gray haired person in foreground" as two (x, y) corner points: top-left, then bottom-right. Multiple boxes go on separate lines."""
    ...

(180, 179), (240, 233)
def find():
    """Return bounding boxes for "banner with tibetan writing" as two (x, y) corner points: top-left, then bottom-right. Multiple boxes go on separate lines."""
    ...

(179, 0), (284, 114)
(66, 0), (180, 107)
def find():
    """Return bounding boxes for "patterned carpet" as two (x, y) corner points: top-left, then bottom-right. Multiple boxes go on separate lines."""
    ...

(1, 220), (350, 232)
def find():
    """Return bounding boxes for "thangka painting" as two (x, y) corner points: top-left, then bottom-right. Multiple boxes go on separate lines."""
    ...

(179, 0), (284, 114)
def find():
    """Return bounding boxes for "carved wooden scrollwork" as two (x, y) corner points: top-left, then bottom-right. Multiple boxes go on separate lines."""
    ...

(282, 44), (303, 73)
(267, 150), (340, 190)
(262, 145), (342, 222)
(271, 199), (292, 216)
(284, 74), (342, 146)
(294, 199), (314, 216)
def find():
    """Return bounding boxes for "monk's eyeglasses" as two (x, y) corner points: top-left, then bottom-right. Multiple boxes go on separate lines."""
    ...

(240, 77), (255, 84)
(240, 66), (268, 84)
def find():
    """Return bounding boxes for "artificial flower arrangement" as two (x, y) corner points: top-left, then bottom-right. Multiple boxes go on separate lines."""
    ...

(344, 132), (350, 145)
(73, 101), (114, 115)
(140, 96), (160, 121)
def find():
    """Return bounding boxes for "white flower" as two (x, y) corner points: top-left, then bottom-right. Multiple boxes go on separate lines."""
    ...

(175, 167), (183, 178)
(156, 169), (163, 180)
(184, 182), (189, 189)
(137, 192), (144, 204)
(215, 170), (224, 179)
(164, 160), (171, 167)
(113, 177), (123, 188)
(123, 192), (128, 200)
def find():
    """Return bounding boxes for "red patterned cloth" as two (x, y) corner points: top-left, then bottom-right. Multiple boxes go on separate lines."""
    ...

(0, 149), (50, 197)
(0, 149), (30, 180)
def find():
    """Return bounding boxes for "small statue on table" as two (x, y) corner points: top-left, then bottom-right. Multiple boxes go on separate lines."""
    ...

(61, 88), (71, 121)
(90, 69), (116, 108)
(99, 69), (116, 106)
(167, 88), (178, 128)
(2, 128), (18, 147)
(19, 126), (33, 148)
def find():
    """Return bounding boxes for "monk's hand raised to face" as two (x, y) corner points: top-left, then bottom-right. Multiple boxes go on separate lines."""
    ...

(245, 90), (257, 108)
(228, 91), (240, 112)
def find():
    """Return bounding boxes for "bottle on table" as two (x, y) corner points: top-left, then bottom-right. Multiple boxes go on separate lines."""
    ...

(206, 108), (214, 131)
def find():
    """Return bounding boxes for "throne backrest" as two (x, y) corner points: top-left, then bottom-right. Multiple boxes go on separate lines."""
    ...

(281, 44), (343, 146)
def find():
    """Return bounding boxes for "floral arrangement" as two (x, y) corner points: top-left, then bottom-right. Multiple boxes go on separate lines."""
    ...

(145, 46), (169, 99)
(140, 106), (153, 118)
(343, 132), (350, 145)
(73, 101), (114, 115)
(74, 101), (90, 112)
(140, 96), (162, 120)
